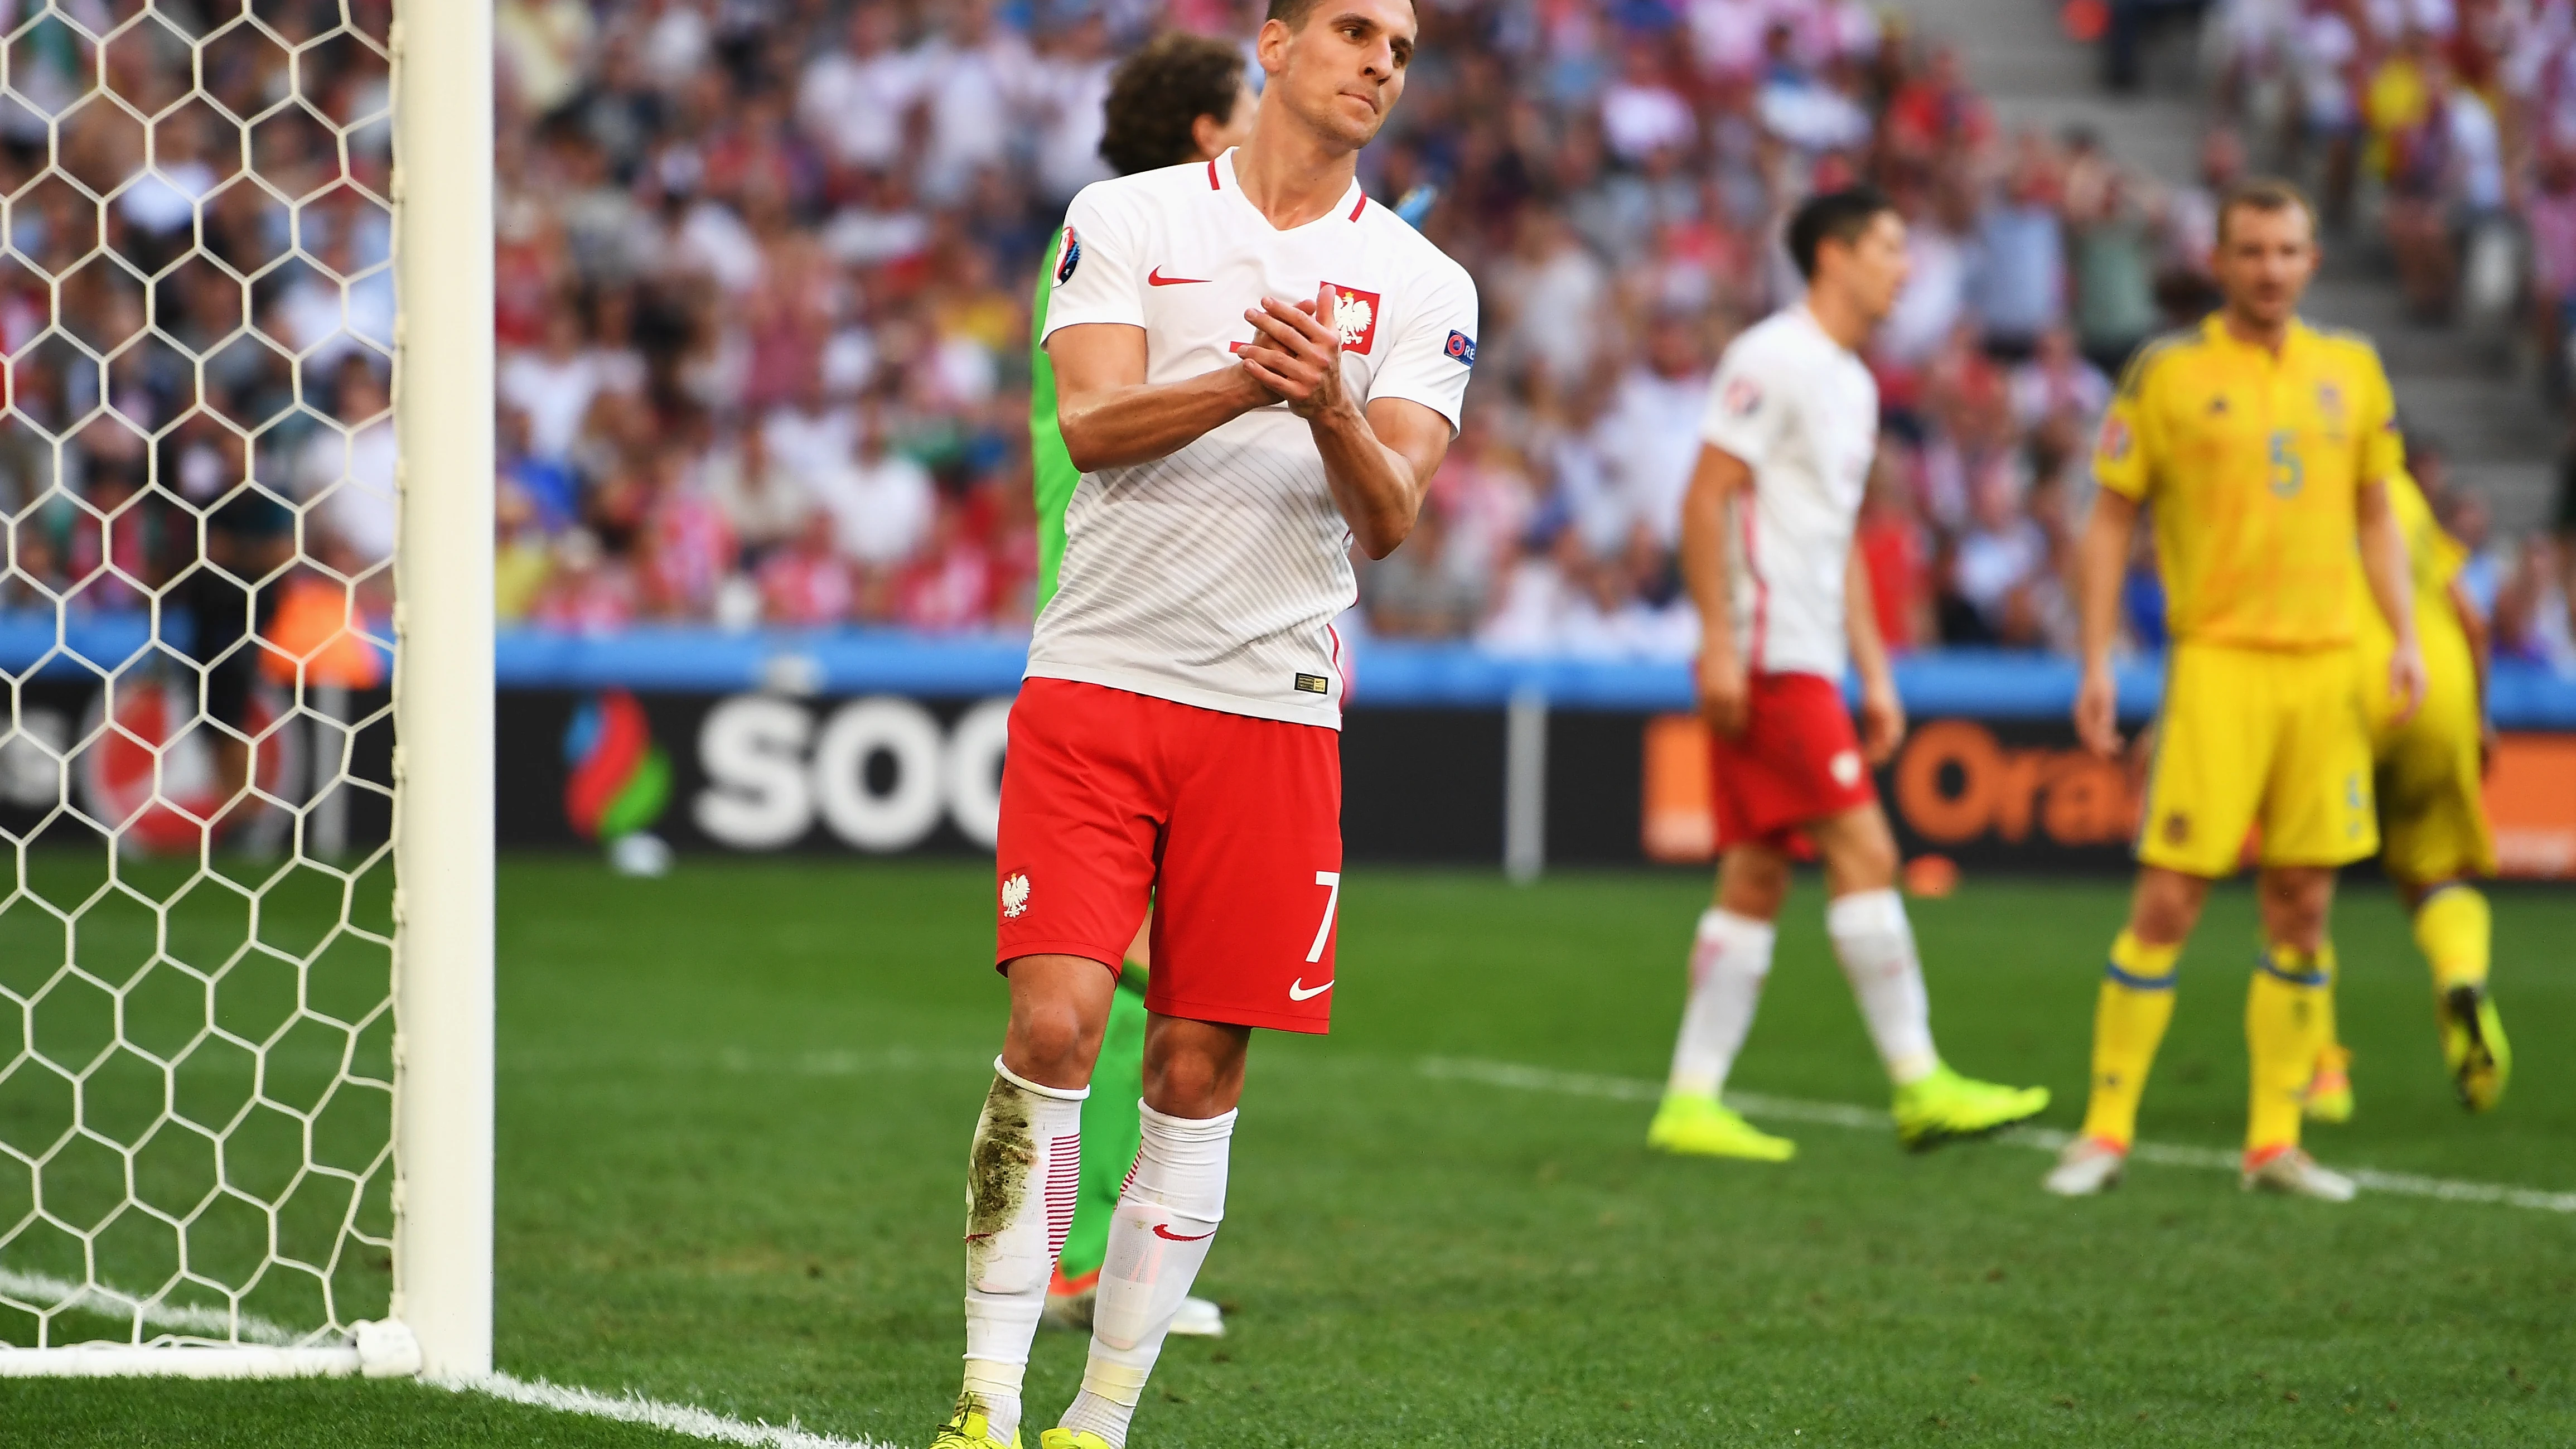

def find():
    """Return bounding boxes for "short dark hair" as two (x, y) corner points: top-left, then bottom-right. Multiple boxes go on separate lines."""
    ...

(1099, 32), (1249, 176)
(1267, 0), (1414, 28)
(1786, 185), (1896, 281)
(2215, 177), (2314, 245)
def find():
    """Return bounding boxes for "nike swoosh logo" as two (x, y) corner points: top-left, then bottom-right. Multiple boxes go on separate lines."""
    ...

(1148, 266), (1210, 286)
(1152, 1224), (1215, 1242)
(1288, 978), (1332, 1001)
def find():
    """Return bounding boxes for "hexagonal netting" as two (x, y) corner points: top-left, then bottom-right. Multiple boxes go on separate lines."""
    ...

(0, 0), (400, 1353)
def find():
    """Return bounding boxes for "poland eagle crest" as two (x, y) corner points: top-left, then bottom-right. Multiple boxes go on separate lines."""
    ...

(1001, 872), (1031, 919)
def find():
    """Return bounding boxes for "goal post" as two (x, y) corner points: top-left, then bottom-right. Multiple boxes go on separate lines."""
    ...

(389, 0), (496, 1383)
(0, 0), (492, 1380)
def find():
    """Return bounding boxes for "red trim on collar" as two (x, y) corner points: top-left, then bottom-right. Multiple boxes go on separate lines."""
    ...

(1347, 191), (1366, 221)
(1207, 158), (1221, 190)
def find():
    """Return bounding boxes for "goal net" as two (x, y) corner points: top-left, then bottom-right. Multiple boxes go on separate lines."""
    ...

(0, 0), (489, 1378)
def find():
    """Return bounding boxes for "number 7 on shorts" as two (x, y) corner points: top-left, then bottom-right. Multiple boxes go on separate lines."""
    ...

(1307, 871), (1341, 964)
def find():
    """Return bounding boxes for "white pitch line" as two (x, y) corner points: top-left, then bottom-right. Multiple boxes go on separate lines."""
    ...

(1, 1267), (896, 1446)
(431, 1372), (898, 1449)
(1417, 1055), (2576, 1213)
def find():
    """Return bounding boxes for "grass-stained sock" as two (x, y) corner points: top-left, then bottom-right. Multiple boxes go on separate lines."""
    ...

(2246, 943), (2333, 1155)
(962, 1057), (1088, 1442)
(2077, 930), (2180, 1149)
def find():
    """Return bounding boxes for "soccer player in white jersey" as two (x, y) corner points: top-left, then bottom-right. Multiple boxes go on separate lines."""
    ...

(932, 4), (1476, 1449)
(1646, 187), (2050, 1163)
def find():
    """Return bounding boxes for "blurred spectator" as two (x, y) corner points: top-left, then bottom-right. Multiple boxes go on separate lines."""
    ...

(814, 405), (935, 571)
(1, 0), (2558, 684)
(293, 359), (399, 576)
(796, 4), (920, 173)
(1855, 447), (1934, 652)
(2495, 534), (2576, 668)
(1364, 505), (1488, 639)
(1599, 315), (1711, 549)
(1970, 143), (2066, 358)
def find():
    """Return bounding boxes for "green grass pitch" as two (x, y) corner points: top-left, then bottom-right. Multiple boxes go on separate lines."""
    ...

(4, 856), (2572, 1446)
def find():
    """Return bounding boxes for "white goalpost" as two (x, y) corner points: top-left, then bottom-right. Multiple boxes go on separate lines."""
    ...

(0, 0), (491, 1380)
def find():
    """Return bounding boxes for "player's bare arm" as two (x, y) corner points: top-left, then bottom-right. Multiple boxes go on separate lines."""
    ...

(1843, 546), (1905, 763)
(1048, 322), (1274, 472)
(1238, 281), (1449, 557)
(2072, 487), (2139, 756)
(2356, 477), (2428, 723)
(1679, 442), (1753, 737)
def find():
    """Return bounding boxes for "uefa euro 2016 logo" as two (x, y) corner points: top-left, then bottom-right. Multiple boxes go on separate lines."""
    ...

(564, 689), (672, 871)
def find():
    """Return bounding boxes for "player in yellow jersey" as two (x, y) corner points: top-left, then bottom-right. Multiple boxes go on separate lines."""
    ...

(2301, 457), (2510, 1122)
(2042, 180), (2428, 1203)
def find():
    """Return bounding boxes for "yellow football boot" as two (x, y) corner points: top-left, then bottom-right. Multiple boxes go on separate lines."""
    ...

(2302, 1043), (2354, 1123)
(1891, 1064), (2049, 1151)
(2438, 983), (2510, 1112)
(1038, 1430), (1117, 1449)
(1646, 1093), (1795, 1161)
(932, 1395), (1020, 1449)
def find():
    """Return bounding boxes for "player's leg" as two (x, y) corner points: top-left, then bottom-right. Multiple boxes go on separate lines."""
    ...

(2408, 878), (2510, 1110)
(1052, 1013), (1249, 1449)
(950, 955), (1118, 1449)
(2239, 648), (2376, 1200)
(943, 681), (1163, 1449)
(1805, 801), (2049, 1149)
(2046, 864), (2210, 1195)
(2240, 865), (2353, 1199)
(1650, 842), (1795, 1161)
(2377, 704), (2509, 1109)
(1051, 704), (1337, 1449)
(2050, 643), (2260, 1195)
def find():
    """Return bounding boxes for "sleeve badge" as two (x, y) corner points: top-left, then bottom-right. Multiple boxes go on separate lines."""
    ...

(2097, 413), (2133, 462)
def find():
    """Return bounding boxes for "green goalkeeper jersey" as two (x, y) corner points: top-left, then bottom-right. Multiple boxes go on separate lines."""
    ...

(1029, 229), (1079, 614)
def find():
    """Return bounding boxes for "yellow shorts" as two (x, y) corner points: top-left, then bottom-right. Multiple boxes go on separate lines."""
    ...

(2361, 639), (2497, 885)
(2138, 642), (2377, 877)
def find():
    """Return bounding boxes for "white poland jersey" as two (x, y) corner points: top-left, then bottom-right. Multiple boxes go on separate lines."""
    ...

(1697, 303), (1879, 682)
(1033, 147), (1479, 729)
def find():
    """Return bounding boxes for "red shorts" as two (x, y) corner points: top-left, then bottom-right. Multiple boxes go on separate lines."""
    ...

(994, 678), (1343, 1034)
(1708, 670), (1876, 851)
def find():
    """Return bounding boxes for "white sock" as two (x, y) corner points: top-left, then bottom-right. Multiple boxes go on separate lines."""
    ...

(1666, 907), (1776, 1098)
(960, 1056), (1087, 1443)
(1826, 888), (1939, 1086)
(1059, 1102), (1235, 1449)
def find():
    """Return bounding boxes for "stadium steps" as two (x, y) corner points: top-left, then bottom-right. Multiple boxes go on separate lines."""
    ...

(1900, 0), (2564, 529)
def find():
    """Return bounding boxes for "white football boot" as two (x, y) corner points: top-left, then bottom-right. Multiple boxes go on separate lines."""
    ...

(2042, 1136), (2128, 1196)
(2242, 1148), (2356, 1201)
(1168, 1295), (1225, 1337)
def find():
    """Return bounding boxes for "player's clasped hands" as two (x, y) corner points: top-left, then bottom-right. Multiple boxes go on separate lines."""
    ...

(1239, 281), (1347, 419)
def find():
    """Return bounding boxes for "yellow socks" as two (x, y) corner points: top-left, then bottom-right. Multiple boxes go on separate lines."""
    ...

(2247, 942), (2335, 1155)
(2413, 884), (2491, 992)
(2079, 930), (2182, 1149)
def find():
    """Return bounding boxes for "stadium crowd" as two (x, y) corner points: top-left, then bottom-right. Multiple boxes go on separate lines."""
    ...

(0, 0), (2568, 672)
